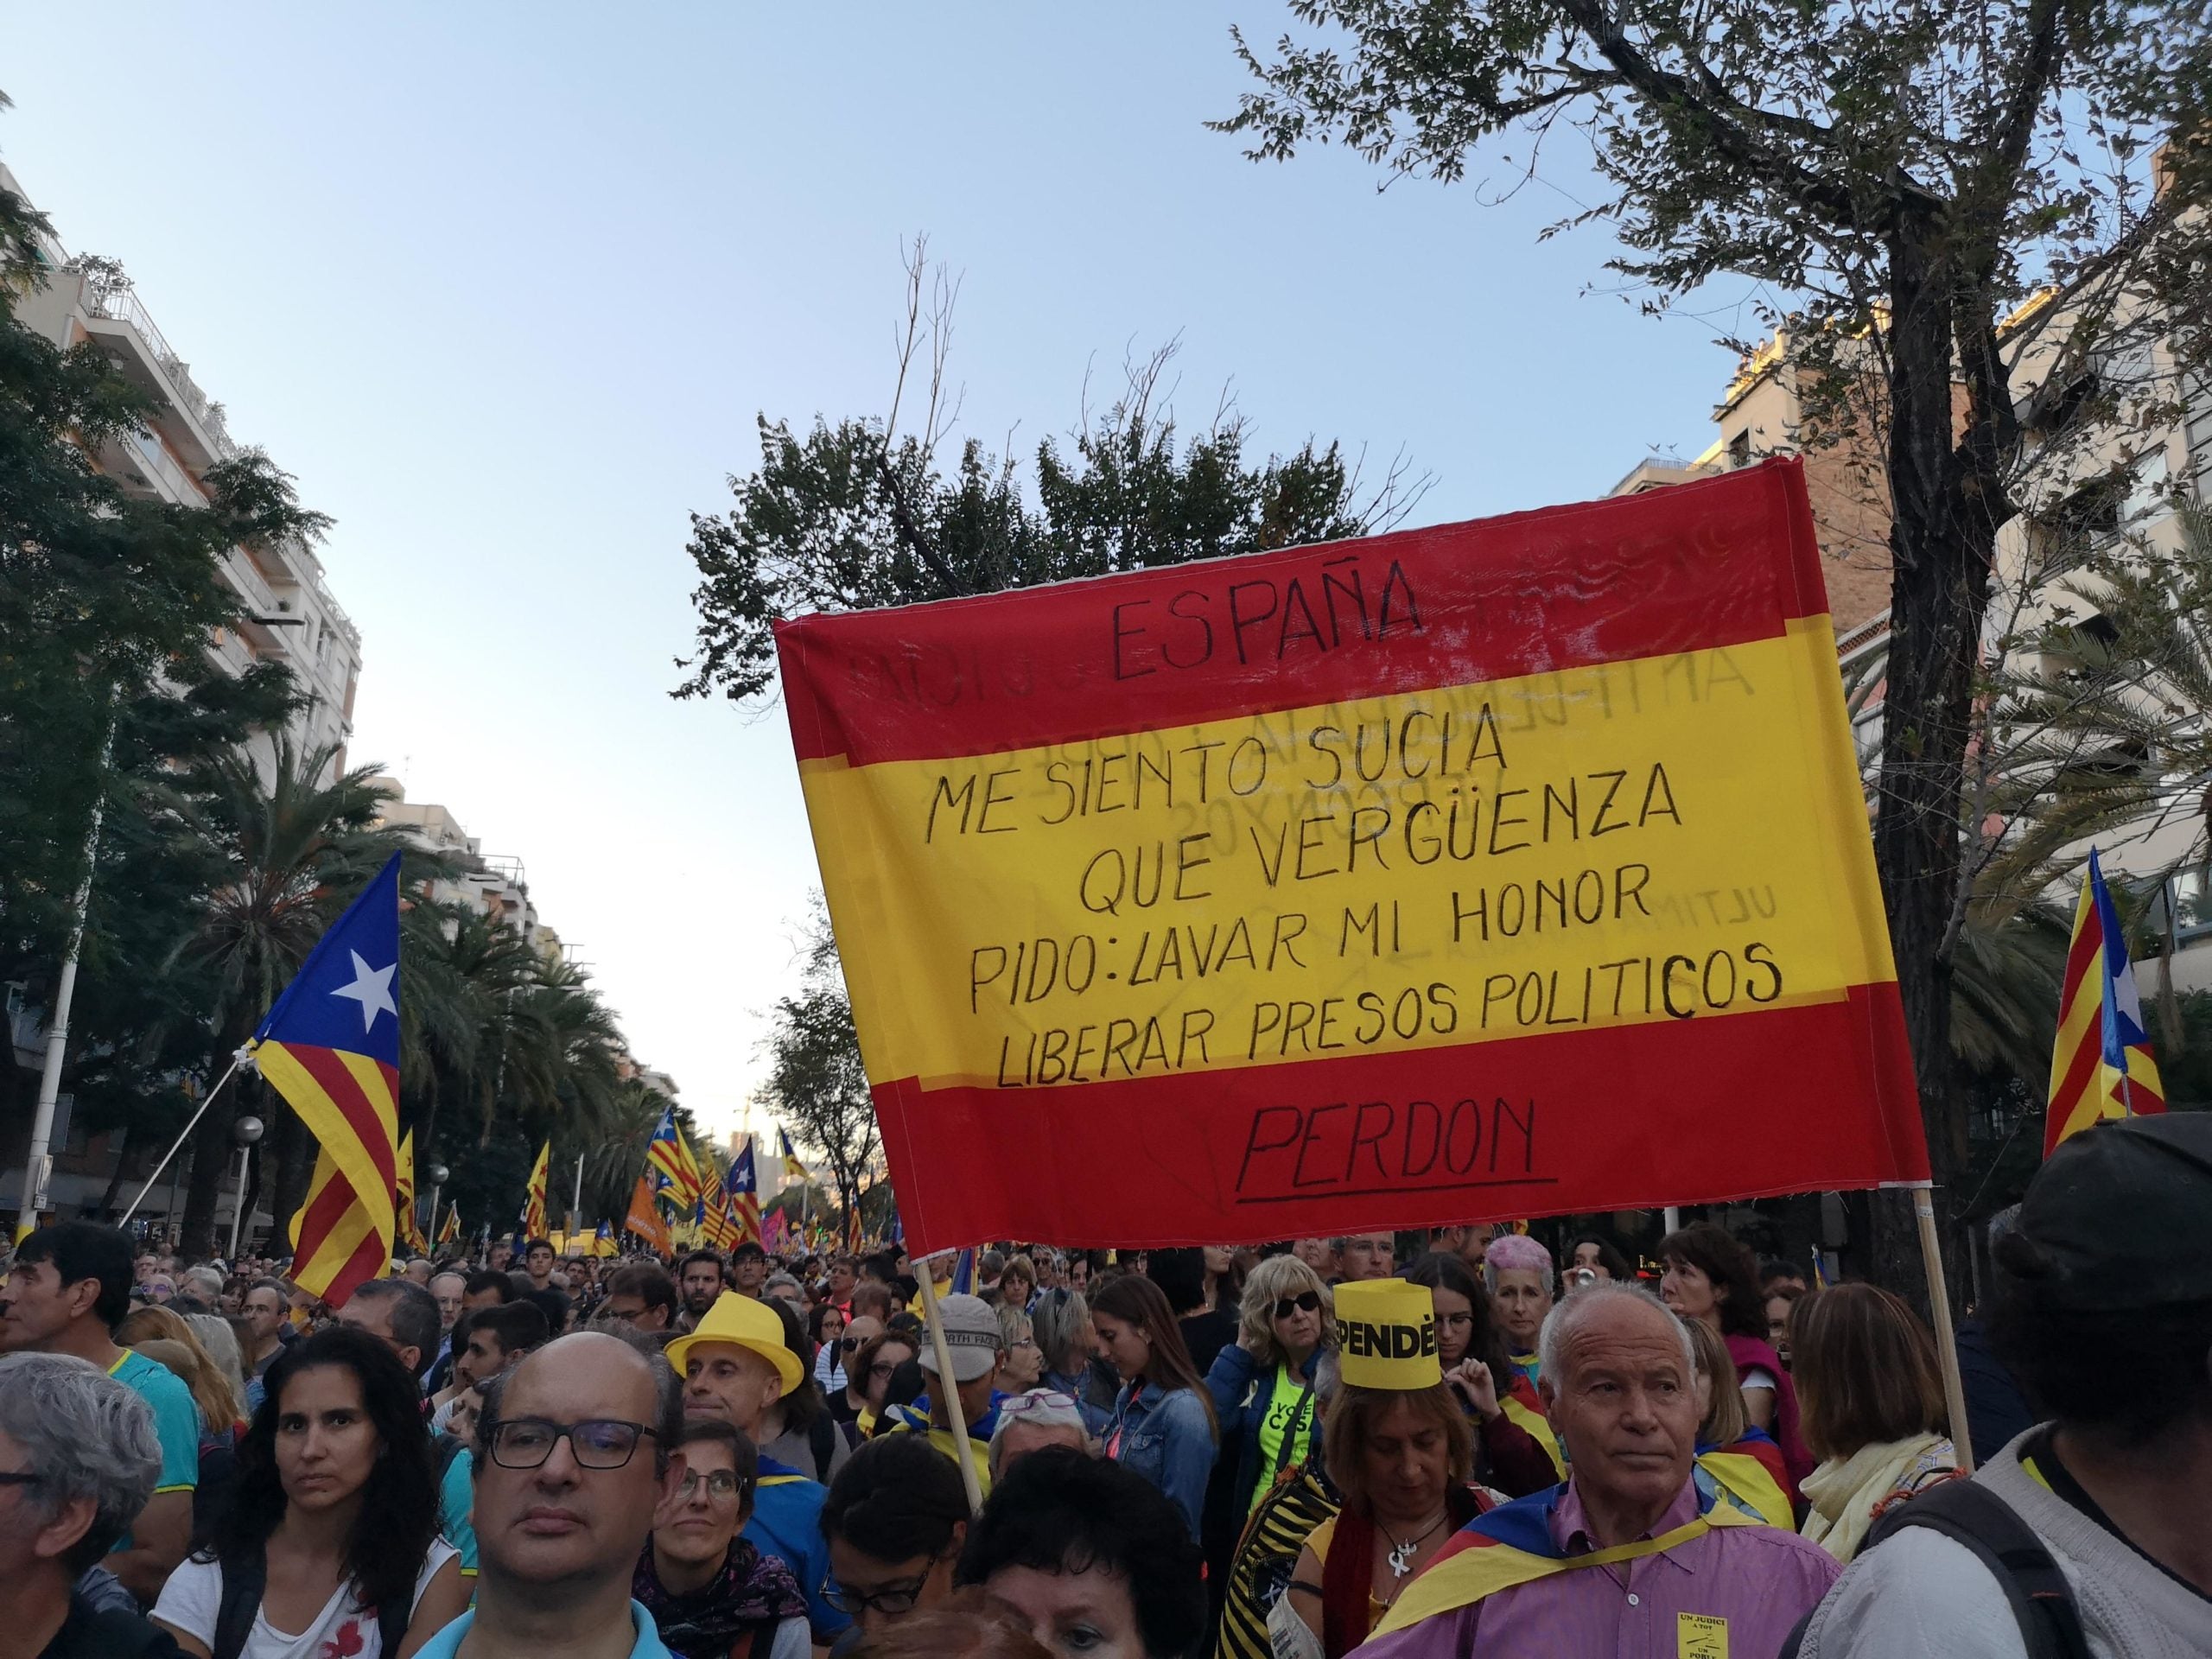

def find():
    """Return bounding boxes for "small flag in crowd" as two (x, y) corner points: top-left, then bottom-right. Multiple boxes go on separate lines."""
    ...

(396, 1129), (425, 1254)
(593, 1219), (616, 1258)
(2047, 848), (2167, 1154)
(950, 1248), (975, 1295)
(624, 1173), (669, 1253)
(257, 852), (403, 1306)
(438, 1202), (461, 1245)
(1809, 1246), (1831, 1289)
(763, 1208), (789, 1255)
(779, 1127), (809, 1182)
(522, 1141), (550, 1238)
(729, 1137), (763, 1249)
(647, 1105), (703, 1215)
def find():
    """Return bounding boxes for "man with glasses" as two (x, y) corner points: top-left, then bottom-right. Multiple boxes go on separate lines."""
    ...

(634, 1421), (808, 1659)
(818, 1434), (970, 1643)
(413, 1331), (685, 1659)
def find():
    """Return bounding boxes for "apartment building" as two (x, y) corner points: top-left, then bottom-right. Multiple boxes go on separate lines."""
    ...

(3, 162), (362, 776)
(374, 780), (551, 956)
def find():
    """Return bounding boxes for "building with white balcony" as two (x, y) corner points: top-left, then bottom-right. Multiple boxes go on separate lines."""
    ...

(2, 162), (363, 779)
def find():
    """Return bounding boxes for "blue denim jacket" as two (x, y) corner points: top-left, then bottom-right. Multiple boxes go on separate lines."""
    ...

(1205, 1343), (1325, 1516)
(1104, 1380), (1215, 1541)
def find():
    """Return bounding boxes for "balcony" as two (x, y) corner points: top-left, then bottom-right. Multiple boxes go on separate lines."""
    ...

(96, 425), (208, 506)
(78, 271), (238, 471)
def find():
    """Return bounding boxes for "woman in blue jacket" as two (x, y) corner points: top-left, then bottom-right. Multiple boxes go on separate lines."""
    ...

(1205, 1253), (1336, 1521)
(1090, 1272), (1219, 1541)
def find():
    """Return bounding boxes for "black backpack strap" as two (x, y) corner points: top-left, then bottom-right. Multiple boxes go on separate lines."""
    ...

(210, 1552), (266, 1659)
(1270, 1378), (1319, 1480)
(1859, 1480), (2093, 1659)
(375, 1599), (410, 1659)
(810, 1411), (837, 1483)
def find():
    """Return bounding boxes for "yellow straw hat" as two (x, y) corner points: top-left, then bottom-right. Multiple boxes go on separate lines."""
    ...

(662, 1291), (804, 1393)
(1335, 1279), (1442, 1390)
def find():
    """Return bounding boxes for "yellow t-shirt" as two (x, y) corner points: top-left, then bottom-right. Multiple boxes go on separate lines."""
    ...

(1250, 1367), (1317, 1513)
(1300, 1515), (1387, 1637)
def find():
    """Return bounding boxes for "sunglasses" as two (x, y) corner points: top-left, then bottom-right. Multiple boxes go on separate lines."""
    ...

(1273, 1291), (1323, 1321)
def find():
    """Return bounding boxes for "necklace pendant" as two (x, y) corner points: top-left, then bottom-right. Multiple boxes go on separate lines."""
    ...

(1387, 1541), (1414, 1578)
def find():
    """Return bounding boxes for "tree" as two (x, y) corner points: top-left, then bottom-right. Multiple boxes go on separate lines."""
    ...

(754, 900), (880, 1242)
(675, 242), (1427, 702)
(1217, 0), (2212, 1286)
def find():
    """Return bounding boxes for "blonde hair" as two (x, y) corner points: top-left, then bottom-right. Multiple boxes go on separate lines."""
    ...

(1681, 1313), (1745, 1446)
(1236, 1255), (1336, 1366)
(124, 1322), (242, 1433)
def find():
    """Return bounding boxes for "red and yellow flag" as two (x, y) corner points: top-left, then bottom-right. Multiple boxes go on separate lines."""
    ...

(261, 854), (403, 1304)
(2046, 847), (2166, 1154)
(394, 1131), (426, 1255)
(437, 1201), (461, 1246)
(775, 462), (1926, 1250)
(522, 1141), (550, 1240)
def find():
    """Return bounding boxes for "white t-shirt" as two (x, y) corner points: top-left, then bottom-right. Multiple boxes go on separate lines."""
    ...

(154, 1538), (459, 1659)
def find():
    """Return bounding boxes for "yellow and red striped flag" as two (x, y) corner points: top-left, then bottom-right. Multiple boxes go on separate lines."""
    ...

(260, 854), (403, 1305)
(775, 461), (1927, 1250)
(395, 1130), (426, 1254)
(2046, 849), (2166, 1154)
(646, 1104), (702, 1216)
(521, 1141), (550, 1240)
(728, 1138), (763, 1249)
(437, 1201), (461, 1246)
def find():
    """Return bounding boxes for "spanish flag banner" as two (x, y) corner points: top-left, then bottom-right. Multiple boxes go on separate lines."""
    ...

(260, 853), (402, 1304)
(774, 461), (1923, 1249)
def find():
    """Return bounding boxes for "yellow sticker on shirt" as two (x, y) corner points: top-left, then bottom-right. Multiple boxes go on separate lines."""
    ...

(1678, 1612), (1728, 1658)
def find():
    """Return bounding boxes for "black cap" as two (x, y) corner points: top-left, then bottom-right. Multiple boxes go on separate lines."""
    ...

(2001, 1114), (2212, 1311)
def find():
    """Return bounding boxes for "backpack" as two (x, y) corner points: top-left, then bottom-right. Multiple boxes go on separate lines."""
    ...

(1781, 1479), (2091, 1659)
(1215, 1380), (1333, 1659)
(211, 1549), (407, 1659)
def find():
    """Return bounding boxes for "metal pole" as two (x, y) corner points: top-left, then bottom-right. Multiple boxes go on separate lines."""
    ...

(573, 1152), (584, 1222)
(1908, 1182), (1975, 1475)
(426, 1185), (442, 1249)
(915, 1254), (984, 1516)
(1662, 1206), (1681, 1233)
(119, 1055), (246, 1225)
(14, 736), (113, 1243)
(226, 1142), (251, 1259)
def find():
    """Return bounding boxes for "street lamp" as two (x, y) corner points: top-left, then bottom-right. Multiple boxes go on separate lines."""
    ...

(426, 1161), (450, 1249)
(226, 1115), (264, 1261)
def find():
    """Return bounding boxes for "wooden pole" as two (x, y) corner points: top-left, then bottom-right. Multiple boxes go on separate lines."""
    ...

(1908, 1182), (1975, 1475)
(915, 1253), (985, 1515)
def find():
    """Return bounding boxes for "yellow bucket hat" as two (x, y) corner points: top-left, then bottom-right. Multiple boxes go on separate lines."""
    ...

(1336, 1279), (1442, 1390)
(663, 1291), (804, 1393)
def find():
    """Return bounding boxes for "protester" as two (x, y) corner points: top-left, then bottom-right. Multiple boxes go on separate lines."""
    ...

(1205, 1253), (1333, 1521)
(988, 1389), (1094, 1478)
(1089, 1274), (1216, 1541)
(1427, 1226), (1492, 1275)
(882, 1294), (1005, 1494)
(118, 1306), (246, 1445)
(729, 1244), (769, 1302)
(1145, 1247), (1237, 1376)
(810, 1304), (849, 1393)
(238, 1283), (289, 1414)
(1680, 1313), (1794, 1529)
(1562, 1234), (1634, 1287)
(994, 1255), (1037, 1316)
(1767, 1282), (1804, 1365)
(1352, 1284), (1838, 1656)
(411, 1332), (683, 1659)
(1028, 1290), (1108, 1427)
(149, 1327), (468, 1659)
(664, 1292), (845, 1644)
(0, 1353), (176, 1659)
(820, 1433), (970, 1642)
(599, 1265), (679, 1338)
(846, 1332), (918, 1440)
(822, 1259), (857, 1319)
(337, 1280), (484, 1574)
(1482, 1235), (1554, 1384)
(745, 1296), (850, 1484)
(674, 1253), (725, 1332)
(1292, 1239), (1338, 1281)
(1784, 1285), (1959, 1560)
(460, 1271), (516, 1314)
(632, 1421), (807, 1659)
(1399, 1254), (1560, 1496)
(0, 1222), (200, 1605)
(1660, 1221), (1813, 1484)
(1761, 1260), (1810, 1298)
(955, 1446), (1208, 1659)
(1335, 1235), (1394, 1283)
(992, 1306), (1043, 1393)
(1793, 1115), (2212, 1655)
(452, 1301), (549, 1411)
(426, 1271), (467, 1377)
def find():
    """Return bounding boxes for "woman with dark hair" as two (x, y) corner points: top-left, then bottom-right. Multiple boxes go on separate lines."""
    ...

(1661, 1221), (1812, 1485)
(820, 1433), (971, 1641)
(1398, 1255), (1560, 1497)
(636, 1421), (809, 1659)
(150, 1325), (469, 1659)
(1561, 1233), (1635, 1287)
(1088, 1274), (1218, 1542)
(848, 1332), (920, 1440)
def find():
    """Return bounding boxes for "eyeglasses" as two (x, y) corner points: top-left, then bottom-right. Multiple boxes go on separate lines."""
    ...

(486, 1417), (658, 1470)
(1273, 1291), (1322, 1321)
(999, 1389), (1079, 1420)
(677, 1468), (746, 1503)
(868, 1361), (899, 1381)
(823, 1560), (944, 1616)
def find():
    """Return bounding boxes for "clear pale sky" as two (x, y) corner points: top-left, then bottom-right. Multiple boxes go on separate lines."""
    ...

(4, 6), (1744, 1142)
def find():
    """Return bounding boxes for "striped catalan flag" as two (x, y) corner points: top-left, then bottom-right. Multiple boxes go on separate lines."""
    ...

(775, 461), (1927, 1250)
(728, 1138), (763, 1249)
(438, 1201), (461, 1246)
(395, 1130), (425, 1254)
(646, 1105), (702, 1216)
(522, 1141), (550, 1239)
(260, 853), (402, 1306)
(2045, 847), (2166, 1155)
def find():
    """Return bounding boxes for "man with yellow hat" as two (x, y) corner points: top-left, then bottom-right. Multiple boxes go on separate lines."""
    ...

(664, 1292), (847, 1644)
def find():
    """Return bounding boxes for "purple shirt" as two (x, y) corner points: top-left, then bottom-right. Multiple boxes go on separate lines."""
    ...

(1357, 1475), (1839, 1658)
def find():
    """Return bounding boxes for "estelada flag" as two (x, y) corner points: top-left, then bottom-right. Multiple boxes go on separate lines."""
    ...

(258, 853), (402, 1305)
(775, 461), (1927, 1250)
(779, 1128), (810, 1182)
(437, 1201), (461, 1246)
(623, 1172), (669, 1254)
(521, 1141), (550, 1240)
(646, 1105), (702, 1215)
(728, 1137), (763, 1249)
(2046, 846), (2166, 1154)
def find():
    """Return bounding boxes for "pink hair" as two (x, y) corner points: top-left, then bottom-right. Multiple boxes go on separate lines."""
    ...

(1484, 1233), (1554, 1283)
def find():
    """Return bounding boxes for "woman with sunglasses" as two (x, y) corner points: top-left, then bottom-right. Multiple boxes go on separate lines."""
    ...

(1204, 1254), (1337, 1526)
(819, 1433), (969, 1643)
(847, 1332), (918, 1440)
(634, 1420), (809, 1659)
(150, 1326), (469, 1659)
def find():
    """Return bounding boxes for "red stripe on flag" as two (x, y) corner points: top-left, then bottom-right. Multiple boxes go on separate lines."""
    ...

(2058, 912), (2101, 1004)
(776, 461), (1829, 766)
(283, 1047), (398, 1187)
(875, 981), (1924, 1252)
(2047, 1030), (2102, 1128)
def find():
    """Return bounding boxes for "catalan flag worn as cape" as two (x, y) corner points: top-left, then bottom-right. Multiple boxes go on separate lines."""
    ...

(1370, 1480), (1758, 1637)
(1695, 1427), (1795, 1529)
(2047, 848), (2166, 1155)
(728, 1137), (763, 1249)
(259, 853), (402, 1306)
(522, 1141), (550, 1239)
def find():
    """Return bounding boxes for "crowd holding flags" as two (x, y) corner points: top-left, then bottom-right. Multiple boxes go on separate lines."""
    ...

(2047, 848), (2168, 1155)
(728, 1136), (762, 1248)
(251, 851), (403, 1306)
(437, 1200), (461, 1246)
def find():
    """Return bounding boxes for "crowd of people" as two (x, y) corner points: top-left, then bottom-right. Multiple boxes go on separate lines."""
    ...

(1, 1111), (2207, 1657)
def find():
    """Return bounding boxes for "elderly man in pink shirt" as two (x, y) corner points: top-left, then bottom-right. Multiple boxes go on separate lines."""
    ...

(1357, 1282), (1837, 1657)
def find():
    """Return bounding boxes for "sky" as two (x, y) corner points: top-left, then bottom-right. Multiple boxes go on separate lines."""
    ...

(3, 6), (1745, 1144)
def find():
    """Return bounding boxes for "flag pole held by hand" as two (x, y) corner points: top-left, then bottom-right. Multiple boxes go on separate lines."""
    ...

(916, 1253), (985, 1516)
